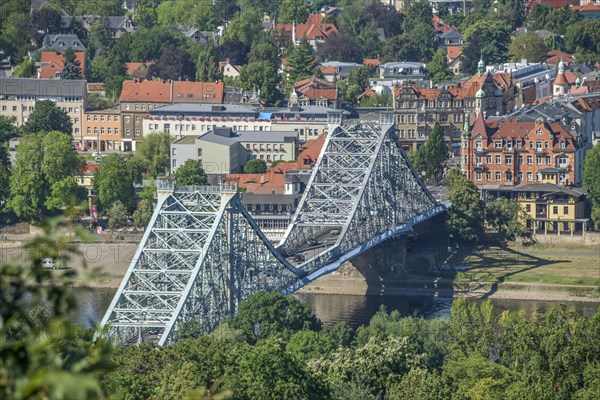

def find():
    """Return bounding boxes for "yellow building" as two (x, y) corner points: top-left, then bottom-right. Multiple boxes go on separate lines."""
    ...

(484, 183), (589, 235)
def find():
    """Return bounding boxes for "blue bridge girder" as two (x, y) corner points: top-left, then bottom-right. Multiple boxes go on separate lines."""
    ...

(98, 117), (445, 345)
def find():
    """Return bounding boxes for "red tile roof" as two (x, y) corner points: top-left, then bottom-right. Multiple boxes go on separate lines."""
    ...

(526, 0), (574, 11)
(119, 80), (224, 103)
(126, 62), (153, 79)
(363, 58), (381, 68)
(293, 77), (337, 101)
(39, 51), (85, 79)
(277, 14), (338, 42)
(546, 50), (574, 65)
(87, 83), (105, 91)
(446, 46), (463, 61)
(571, 3), (600, 12)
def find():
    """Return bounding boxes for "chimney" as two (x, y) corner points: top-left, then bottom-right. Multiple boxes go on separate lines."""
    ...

(260, 175), (264, 185)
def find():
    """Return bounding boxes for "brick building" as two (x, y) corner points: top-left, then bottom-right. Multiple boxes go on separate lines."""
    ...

(461, 113), (582, 187)
(393, 59), (514, 152)
(119, 79), (224, 151)
(82, 108), (121, 151)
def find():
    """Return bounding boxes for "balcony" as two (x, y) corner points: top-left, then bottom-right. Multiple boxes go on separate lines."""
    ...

(473, 163), (486, 171)
(474, 147), (487, 154)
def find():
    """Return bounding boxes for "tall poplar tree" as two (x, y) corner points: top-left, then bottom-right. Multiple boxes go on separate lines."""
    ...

(285, 36), (316, 87)
(195, 45), (220, 82)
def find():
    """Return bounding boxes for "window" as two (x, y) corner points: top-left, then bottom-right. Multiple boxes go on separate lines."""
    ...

(527, 155), (533, 165)
(86, 115), (91, 121)
(557, 156), (568, 167)
(495, 171), (501, 181)
(476, 139), (482, 150)
(527, 172), (533, 181)
(172, 148), (177, 156)
(476, 172), (482, 180)
(560, 140), (566, 149)
(107, 116), (111, 122)
(546, 155), (551, 165)
(197, 149), (202, 157)
(475, 156), (482, 165)
(563, 206), (568, 214)
(525, 204), (531, 212)
(507, 141), (513, 150)
(536, 141), (542, 150)
(115, 116), (119, 122)
(517, 172), (523, 182)
(536, 156), (542, 165)
(495, 155), (501, 164)
(529, 141), (533, 149)
(517, 155), (523, 164)
(172, 159), (176, 167)
(536, 128), (542, 135)
(125, 104), (129, 110)
(94, 115), (98, 121)
(115, 128), (119, 135)
(486, 171), (492, 180)
(486, 155), (492, 163)
(505, 156), (512, 165)
(553, 206), (558, 215)
(100, 116), (105, 122)
(544, 141), (549, 149)
(125, 116), (130, 123)
(108, 128), (112, 134)
(100, 127), (105, 134)
(506, 172), (512, 181)
(86, 127), (91, 134)
(494, 140), (502, 148)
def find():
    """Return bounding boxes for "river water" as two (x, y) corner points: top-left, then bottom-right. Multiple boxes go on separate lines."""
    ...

(73, 288), (599, 329)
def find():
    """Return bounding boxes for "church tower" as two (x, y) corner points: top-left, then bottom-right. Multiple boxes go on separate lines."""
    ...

(553, 59), (568, 97)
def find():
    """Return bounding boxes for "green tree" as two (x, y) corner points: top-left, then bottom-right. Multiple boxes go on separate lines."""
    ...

(87, 92), (111, 110)
(583, 143), (600, 226)
(107, 200), (128, 228)
(462, 20), (511, 74)
(230, 291), (320, 342)
(0, 221), (113, 399)
(248, 33), (280, 67)
(240, 61), (283, 106)
(510, 0), (526, 29)
(415, 122), (448, 181)
(148, 43), (196, 81)
(8, 131), (83, 221)
(175, 160), (208, 186)
(61, 48), (83, 79)
(428, 48), (454, 84)
(135, 132), (172, 177)
(317, 32), (363, 63)
(133, 198), (154, 228)
(88, 16), (112, 57)
(133, 4), (158, 28)
(221, 9), (263, 46)
(285, 36), (317, 85)
(508, 31), (547, 63)
(403, 0), (433, 33)
(243, 159), (267, 174)
(92, 154), (135, 210)
(23, 100), (72, 135)
(196, 44), (220, 82)
(12, 57), (36, 78)
(445, 169), (484, 242)
(279, 0), (310, 24)
(286, 330), (336, 363)
(485, 197), (524, 238)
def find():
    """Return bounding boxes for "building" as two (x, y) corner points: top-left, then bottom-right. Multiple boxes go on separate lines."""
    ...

(119, 79), (224, 150)
(378, 62), (428, 82)
(126, 62), (153, 80)
(277, 14), (338, 51)
(393, 60), (512, 151)
(446, 46), (463, 75)
(38, 51), (85, 79)
(289, 77), (338, 108)
(437, 30), (463, 47)
(482, 184), (589, 235)
(82, 108), (121, 151)
(270, 105), (347, 141)
(490, 60), (555, 107)
(170, 127), (298, 175)
(178, 26), (218, 45)
(219, 60), (241, 79)
(461, 113), (582, 187)
(41, 33), (86, 52)
(571, 2), (600, 19)
(62, 15), (136, 39)
(319, 62), (361, 82)
(0, 77), (87, 137)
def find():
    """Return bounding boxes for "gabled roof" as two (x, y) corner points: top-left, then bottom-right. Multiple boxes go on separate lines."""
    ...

(293, 77), (337, 101)
(571, 3), (600, 12)
(546, 50), (574, 65)
(42, 33), (86, 52)
(119, 80), (224, 103)
(276, 14), (338, 41)
(38, 51), (85, 79)
(446, 46), (463, 60)
(363, 58), (381, 68)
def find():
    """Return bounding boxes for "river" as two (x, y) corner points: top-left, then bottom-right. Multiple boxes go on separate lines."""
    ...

(73, 288), (599, 329)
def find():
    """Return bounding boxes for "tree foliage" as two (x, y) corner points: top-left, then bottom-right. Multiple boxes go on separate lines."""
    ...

(461, 20), (511, 74)
(175, 160), (208, 186)
(508, 31), (547, 63)
(583, 143), (600, 227)
(107, 200), (128, 228)
(23, 100), (73, 135)
(220, 9), (263, 46)
(317, 32), (363, 63)
(485, 197), (524, 239)
(428, 48), (454, 84)
(148, 43), (196, 81)
(285, 36), (317, 85)
(243, 159), (267, 174)
(8, 131), (83, 221)
(61, 48), (83, 80)
(196, 45), (220, 82)
(445, 169), (484, 242)
(92, 154), (136, 210)
(278, 0), (310, 24)
(135, 132), (172, 177)
(412, 122), (448, 181)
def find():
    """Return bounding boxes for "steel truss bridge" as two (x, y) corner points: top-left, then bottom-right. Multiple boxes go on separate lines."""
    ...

(99, 118), (446, 346)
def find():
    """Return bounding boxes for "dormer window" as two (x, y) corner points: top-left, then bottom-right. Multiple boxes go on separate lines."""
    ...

(494, 140), (502, 148)
(476, 138), (482, 150)
(560, 140), (566, 149)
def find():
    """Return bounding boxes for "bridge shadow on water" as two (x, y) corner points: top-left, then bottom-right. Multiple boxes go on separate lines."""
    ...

(336, 215), (571, 308)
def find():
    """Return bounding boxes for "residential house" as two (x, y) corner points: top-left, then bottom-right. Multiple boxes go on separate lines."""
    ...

(170, 127), (298, 175)
(125, 62), (153, 80)
(446, 46), (463, 75)
(219, 60), (241, 79)
(82, 108), (121, 152)
(87, 83), (105, 96)
(461, 113), (582, 188)
(277, 14), (338, 51)
(38, 51), (85, 79)
(491, 60), (555, 107)
(0, 77), (87, 138)
(319, 62), (361, 82)
(289, 77), (338, 108)
(482, 184), (589, 235)
(437, 30), (463, 47)
(571, 2), (600, 19)
(178, 26), (218, 45)
(119, 79), (224, 150)
(270, 105), (347, 141)
(62, 15), (136, 40)
(41, 33), (86, 52)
